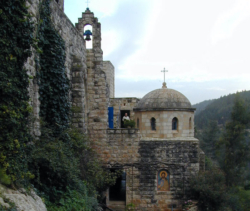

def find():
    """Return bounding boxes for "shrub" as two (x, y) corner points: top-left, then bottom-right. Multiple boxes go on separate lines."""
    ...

(124, 120), (136, 128)
(190, 168), (227, 210)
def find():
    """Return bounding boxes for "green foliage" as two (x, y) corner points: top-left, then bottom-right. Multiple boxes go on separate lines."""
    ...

(0, 0), (34, 185)
(192, 99), (215, 116)
(31, 123), (121, 203)
(237, 188), (250, 211)
(125, 203), (137, 211)
(0, 203), (18, 211)
(200, 120), (220, 160)
(0, 168), (10, 185)
(37, 0), (70, 134)
(194, 90), (250, 130)
(218, 95), (250, 186)
(124, 120), (136, 128)
(45, 186), (98, 211)
(190, 168), (227, 210)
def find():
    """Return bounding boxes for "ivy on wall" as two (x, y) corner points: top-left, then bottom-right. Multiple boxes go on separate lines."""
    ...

(37, 0), (70, 134)
(0, 0), (34, 184)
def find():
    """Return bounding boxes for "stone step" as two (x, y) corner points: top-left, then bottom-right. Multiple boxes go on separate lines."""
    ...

(108, 201), (126, 211)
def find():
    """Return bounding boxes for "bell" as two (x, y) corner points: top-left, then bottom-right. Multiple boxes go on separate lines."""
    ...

(85, 34), (91, 41)
(83, 30), (92, 41)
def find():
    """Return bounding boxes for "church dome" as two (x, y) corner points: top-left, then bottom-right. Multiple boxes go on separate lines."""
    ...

(134, 86), (194, 111)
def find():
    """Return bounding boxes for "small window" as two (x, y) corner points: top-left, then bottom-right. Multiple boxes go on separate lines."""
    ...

(172, 117), (178, 130)
(137, 118), (139, 129)
(151, 117), (156, 130)
(189, 117), (192, 130)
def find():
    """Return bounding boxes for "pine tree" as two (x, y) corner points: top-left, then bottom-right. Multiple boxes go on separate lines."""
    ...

(219, 94), (250, 186)
(201, 120), (220, 160)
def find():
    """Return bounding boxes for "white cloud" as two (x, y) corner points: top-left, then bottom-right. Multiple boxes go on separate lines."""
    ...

(102, 29), (122, 57)
(64, 0), (250, 103)
(211, 0), (250, 45)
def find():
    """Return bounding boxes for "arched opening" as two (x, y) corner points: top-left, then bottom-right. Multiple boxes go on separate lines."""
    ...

(151, 117), (156, 130)
(172, 117), (178, 130)
(189, 117), (192, 130)
(55, 0), (59, 3)
(137, 118), (139, 129)
(83, 25), (93, 49)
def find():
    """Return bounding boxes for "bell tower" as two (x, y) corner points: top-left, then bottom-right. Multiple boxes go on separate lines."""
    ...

(75, 9), (109, 150)
(76, 8), (102, 53)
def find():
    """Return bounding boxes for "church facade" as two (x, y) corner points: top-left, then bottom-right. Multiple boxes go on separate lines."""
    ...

(26, 1), (205, 210)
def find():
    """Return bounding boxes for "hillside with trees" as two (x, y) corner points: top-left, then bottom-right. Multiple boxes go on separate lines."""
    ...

(191, 95), (250, 211)
(193, 90), (250, 130)
(192, 99), (215, 116)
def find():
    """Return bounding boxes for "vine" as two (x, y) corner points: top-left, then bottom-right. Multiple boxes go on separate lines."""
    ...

(37, 0), (70, 134)
(0, 0), (34, 185)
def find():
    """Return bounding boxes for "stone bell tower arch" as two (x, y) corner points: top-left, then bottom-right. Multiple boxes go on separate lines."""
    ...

(75, 8), (109, 153)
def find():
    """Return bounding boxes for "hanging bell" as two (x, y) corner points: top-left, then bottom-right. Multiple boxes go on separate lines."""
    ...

(83, 30), (92, 41)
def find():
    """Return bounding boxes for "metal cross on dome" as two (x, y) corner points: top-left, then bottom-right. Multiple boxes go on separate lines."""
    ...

(86, 0), (90, 8)
(161, 68), (168, 83)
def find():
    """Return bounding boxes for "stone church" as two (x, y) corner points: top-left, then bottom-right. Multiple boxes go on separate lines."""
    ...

(26, 1), (205, 210)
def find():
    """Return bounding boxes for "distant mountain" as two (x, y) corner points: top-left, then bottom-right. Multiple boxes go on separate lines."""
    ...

(192, 99), (215, 116)
(194, 90), (250, 130)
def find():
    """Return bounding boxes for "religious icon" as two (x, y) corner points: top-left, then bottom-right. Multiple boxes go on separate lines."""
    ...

(157, 170), (170, 191)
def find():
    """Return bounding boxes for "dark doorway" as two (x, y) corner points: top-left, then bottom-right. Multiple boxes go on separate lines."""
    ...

(120, 110), (130, 128)
(109, 171), (126, 201)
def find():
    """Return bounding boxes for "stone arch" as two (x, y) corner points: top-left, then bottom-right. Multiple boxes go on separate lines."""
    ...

(83, 24), (93, 49)
(172, 117), (178, 130)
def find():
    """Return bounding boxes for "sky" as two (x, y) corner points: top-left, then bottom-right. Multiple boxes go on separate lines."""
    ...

(64, 0), (250, 104)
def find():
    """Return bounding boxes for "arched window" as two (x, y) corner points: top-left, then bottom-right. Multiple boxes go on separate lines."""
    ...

(151, 117), (156, 130)
(172, 117), (178, 130)
(83, 25), (93, 49)
(189, 117), (192, 130)
(137, 118), (139, 129)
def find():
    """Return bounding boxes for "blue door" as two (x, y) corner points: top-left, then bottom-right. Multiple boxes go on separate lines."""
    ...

(108, 107), (114, 128)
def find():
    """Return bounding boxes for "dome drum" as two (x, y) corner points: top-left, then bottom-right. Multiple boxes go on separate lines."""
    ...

(134, 87), (195, 139)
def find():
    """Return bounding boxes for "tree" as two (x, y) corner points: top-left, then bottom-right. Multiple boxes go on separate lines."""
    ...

(219, 94), (250, 186)
(200, 120), (220, 160)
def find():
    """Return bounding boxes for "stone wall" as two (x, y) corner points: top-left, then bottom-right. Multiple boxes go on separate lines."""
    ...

(126, 139), (200, 211)
(54, 0), (64, 11)
(134, 110), (194, 139)
(104, 130), (200, 211)
(25, 0), (87, 135)
(25, 0), (41, 137)
(103, 61), (115, 98)
(110, 98), (140, 128)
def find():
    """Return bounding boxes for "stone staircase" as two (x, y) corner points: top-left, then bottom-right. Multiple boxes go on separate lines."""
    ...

(107, 201), (126, 211)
